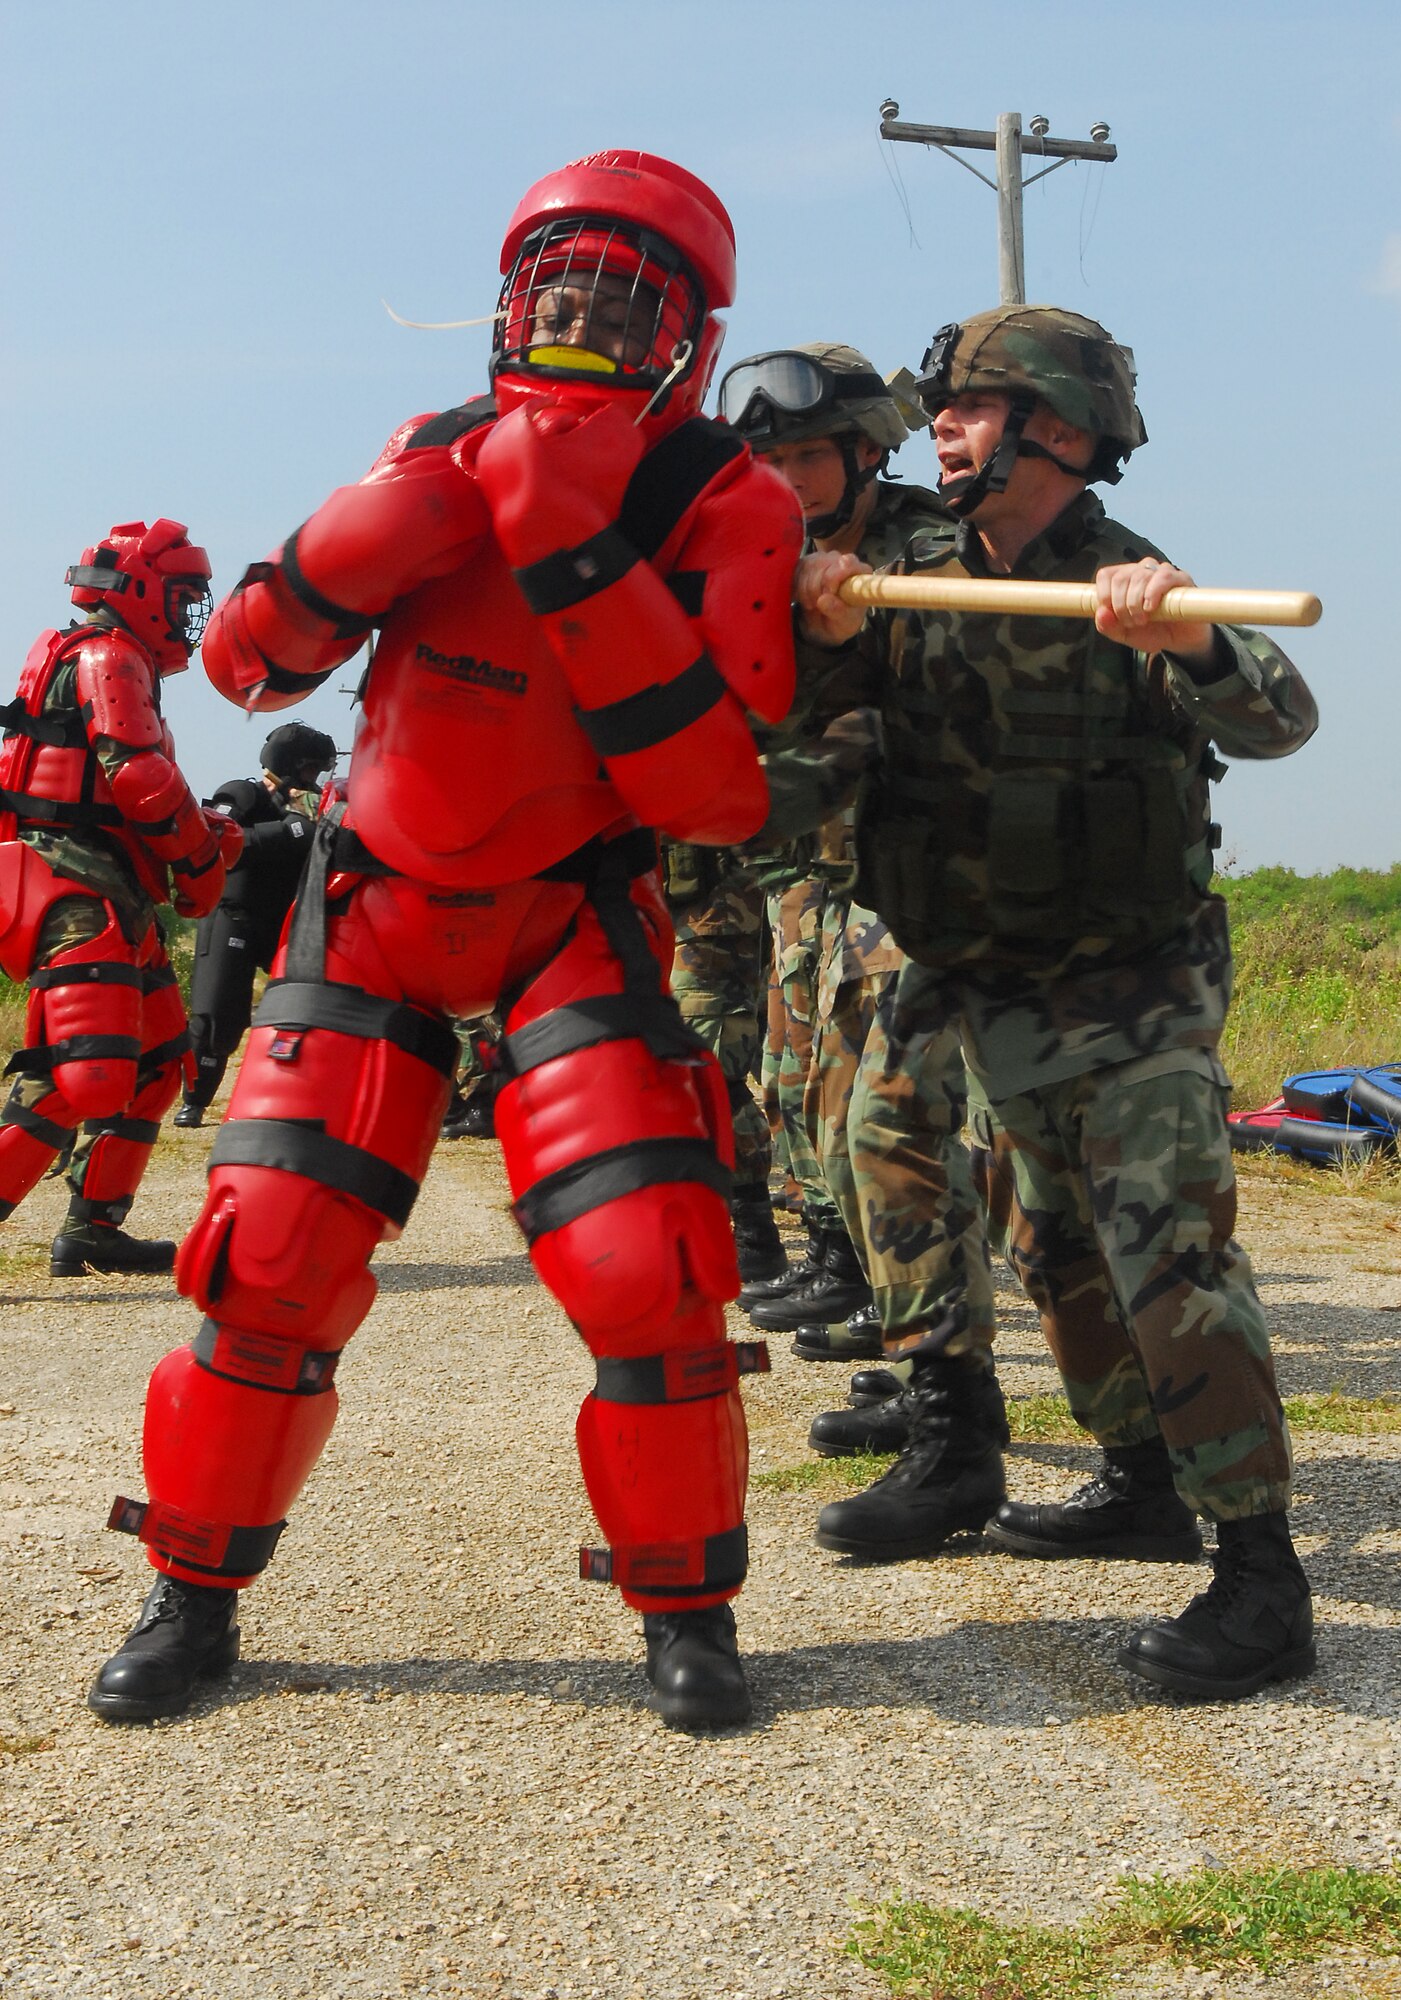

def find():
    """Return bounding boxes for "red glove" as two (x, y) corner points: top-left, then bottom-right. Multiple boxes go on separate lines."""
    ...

(171, 848), (226, 920)
(474, 400), (646, 567)
(204, 808), (245, 870)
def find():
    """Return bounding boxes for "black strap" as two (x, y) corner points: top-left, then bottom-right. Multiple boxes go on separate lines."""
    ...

(28, 960), (145, 993)
(0, 698), (89, 749)
(499, 991), (702, 1080)
(579, 1522), (748, 1598)
(282, 528), (389, 634)
(192, 1317), (341, 1396)
(4, 1032), (141, 1078)
(594, 1341), (769, 1405)
(618, 420), (746, 560)
(281, 814), (339, 982)
(142, 961), (179, 994)
(533, 825), (657, 885)
(576, 651), (726, 759)
(513, 1136), (731, 1245)
(138, 1029), (192, 1078)
(209, 1117), (420, 1229)
(82, 1114), (161, 1145)
(0, 788), (123, 830)
(107, 1495), (286, 1579)
(0, 1100), (71, 1149)
(67, 1193), (133, 1226)
(404, 394), (498, 451)
(330, 823), (397, 875)
(254, 979), (460, 1077)
(513, 525), (639, 615)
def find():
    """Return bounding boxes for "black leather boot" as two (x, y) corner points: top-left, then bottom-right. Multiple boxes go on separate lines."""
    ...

(809, 1391), (912, 1458)
(172, 1101), (205, 1129)
(730, 1187), (788, 1286)
(442, 1088), (496, 1140)
(815, 1359), (1010, 1559)
(88, 1575), (241, 1722)
(1119, 1512), (1315, 1698)
(748, 1232), (872, 1332)
(986, 1437), (1204, 1563)
(738, 1211), (824, 1310)
(791, 1301), (884, 1362)
(51, 1197), (176, 1278)
(642, 1603), (752, 1729)
(848, 1358), (916, 1406)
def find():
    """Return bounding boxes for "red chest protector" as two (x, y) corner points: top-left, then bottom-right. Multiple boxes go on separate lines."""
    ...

(345, 400), (796, 884)
(0, 626), (176, 905)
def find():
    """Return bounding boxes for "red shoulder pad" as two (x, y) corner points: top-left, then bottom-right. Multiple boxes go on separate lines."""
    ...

(72, 630), (163, 751)
(669, 451), (801, 726)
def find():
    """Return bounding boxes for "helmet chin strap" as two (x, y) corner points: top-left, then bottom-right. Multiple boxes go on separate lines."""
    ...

(805, 437), (881, 542)
(938, 394), (1094, 518)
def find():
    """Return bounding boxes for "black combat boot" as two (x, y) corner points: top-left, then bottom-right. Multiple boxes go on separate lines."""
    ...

(730, 1186), (788, 1286)
(442, 1088), (497, 1140)
(738, 1211), (825, 1310)
(748, 1232), (872, 1332)
(172, 1101), (205, 1129)
(642, 1603), (752, 1729)
(50, 1198), (176, 1277)
(791, 1300), (884, 1362)
(848, 1358), (916, 1406)
(815, 1358), (1010, 1559)
(986, 1437), (1204, 1563)
(88, 1575), (241, 1722)
(809, 1390), (912, 1458)
(1119, 1512), (1315, 1699)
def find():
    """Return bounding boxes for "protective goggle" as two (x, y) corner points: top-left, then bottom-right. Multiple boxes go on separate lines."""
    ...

(716, 351), (888, 436)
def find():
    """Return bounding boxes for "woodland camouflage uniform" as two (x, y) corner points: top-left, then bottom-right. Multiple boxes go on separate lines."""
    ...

(772, 489), (1318, 1519)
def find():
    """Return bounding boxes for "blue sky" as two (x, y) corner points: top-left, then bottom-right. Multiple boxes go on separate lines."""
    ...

(2, 0), (1396, 872)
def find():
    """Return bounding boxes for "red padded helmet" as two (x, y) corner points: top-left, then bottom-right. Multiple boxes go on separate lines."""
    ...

(66, 518), (213, 674)
(493, 151), (736, 433)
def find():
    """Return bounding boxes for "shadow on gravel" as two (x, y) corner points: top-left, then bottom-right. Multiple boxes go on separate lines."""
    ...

(156, 1612), (1398, 1732)
(1269, 1303), (1401, 1395)
(0, 1286), (173, 1309)
(373, 1255), (536, 1292)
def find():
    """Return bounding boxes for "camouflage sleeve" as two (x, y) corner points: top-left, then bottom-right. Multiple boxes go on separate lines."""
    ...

(1158, 627), (1319, 761)
(754, 706), (882, 844)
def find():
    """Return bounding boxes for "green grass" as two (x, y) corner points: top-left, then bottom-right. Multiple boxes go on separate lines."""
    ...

(849, 1864), (1401, 1997)
(1218, 868), (1401, 1110)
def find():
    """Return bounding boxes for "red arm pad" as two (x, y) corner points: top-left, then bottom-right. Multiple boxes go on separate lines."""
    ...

(476, 407), (800, 843)
(203, 421), (491, 711)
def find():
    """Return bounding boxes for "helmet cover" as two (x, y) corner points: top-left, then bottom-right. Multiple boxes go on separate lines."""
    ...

(718, 344), (909, 454)
(260, 723), (337, 781)
(917, 306), (1146, 482)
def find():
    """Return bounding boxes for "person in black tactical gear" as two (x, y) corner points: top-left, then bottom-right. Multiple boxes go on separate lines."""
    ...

(172, 725), (336, 1127)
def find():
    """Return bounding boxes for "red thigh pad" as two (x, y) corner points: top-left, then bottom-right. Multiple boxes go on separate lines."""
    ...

(36, 913), (144, 1118)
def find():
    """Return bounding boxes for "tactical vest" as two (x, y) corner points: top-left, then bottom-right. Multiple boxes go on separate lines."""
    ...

(857, 513), (1223, 972)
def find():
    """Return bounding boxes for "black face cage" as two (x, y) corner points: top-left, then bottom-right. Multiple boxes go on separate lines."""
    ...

(494, 217), (705, 393)
(166, 579), (213, 650)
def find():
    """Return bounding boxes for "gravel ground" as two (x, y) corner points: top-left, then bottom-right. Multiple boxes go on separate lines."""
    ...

(3, 1130), (1401, 1998)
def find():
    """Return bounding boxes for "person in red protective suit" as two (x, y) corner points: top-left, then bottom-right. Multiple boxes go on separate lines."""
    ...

(89, 152), (802, 1731)
(0, 521), (240, 1275)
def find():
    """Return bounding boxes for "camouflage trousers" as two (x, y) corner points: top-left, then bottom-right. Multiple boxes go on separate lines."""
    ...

(968, 1056), (1292, 1522)
(818, 950), (995, 1361)
(452, 1014), (501, 1104)
(760, 878), (840, 1226)
(670, 872), (771, 1193)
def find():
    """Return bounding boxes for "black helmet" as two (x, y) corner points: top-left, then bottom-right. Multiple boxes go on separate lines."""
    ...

(260, 724), (337, 782)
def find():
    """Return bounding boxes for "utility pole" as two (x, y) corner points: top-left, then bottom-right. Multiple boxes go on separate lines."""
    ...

(878, 106), (1118, 305)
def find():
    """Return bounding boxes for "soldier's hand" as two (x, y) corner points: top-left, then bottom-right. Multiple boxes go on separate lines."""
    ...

(1094, 558), (1215, 664)
(795, 552), (869, 648)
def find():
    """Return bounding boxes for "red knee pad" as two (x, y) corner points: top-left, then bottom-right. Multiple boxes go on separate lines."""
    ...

(176, 1179), (380, 1347)
(498, 1032), (739, 1342)
(114, 1329), (340, 1587)
(0, 1088), (79, 1211)
(574, 1313), (766, 1613)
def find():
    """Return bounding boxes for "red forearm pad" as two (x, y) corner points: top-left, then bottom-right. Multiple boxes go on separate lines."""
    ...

(292, 455), (490, 615)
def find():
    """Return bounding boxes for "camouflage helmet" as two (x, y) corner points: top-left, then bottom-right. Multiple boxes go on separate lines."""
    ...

(917, 306), (1146, 483)
(717, 343), (909, 454)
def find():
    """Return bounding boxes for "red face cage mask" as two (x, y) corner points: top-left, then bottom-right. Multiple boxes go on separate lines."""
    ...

(493, 218), (705, 406)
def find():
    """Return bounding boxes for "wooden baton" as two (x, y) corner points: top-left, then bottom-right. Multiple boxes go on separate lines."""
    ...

(836, 574), (1322, 628)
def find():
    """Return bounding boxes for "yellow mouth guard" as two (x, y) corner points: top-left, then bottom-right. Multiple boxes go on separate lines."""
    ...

(527, 345), (619, 374)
